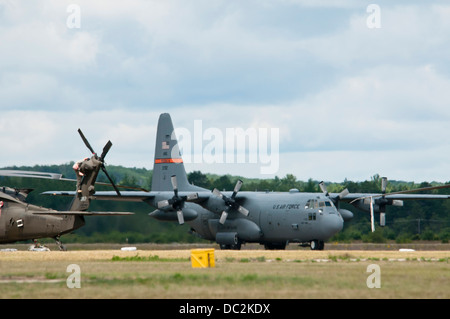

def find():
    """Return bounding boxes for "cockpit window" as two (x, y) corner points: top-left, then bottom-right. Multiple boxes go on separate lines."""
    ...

(305, 199), (316, 209)
(306, 199), (334, 211)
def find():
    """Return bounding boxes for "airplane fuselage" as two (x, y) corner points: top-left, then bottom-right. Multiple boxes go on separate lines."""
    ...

(151, 190), (344, 249)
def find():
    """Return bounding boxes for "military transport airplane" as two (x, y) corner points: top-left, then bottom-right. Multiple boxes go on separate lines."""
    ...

(0, 132), (132, 250)
(39, 113), (450, 250)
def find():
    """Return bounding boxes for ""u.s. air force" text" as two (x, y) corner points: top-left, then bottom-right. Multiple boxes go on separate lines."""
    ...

(273, 203), (301, 210)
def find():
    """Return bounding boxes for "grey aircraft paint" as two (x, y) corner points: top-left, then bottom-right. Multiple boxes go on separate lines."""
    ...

(45, 113), (449, 250)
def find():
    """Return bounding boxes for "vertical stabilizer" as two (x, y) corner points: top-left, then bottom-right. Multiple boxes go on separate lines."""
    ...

(151, 113), (203, 192)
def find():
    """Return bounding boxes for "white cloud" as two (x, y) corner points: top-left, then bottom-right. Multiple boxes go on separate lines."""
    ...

(1, 1), (450, 183)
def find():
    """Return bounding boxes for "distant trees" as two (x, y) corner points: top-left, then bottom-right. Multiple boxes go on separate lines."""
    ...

(1, 164), (449, 243)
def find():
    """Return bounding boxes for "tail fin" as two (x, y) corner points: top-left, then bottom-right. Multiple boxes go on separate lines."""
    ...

(151, 113), (203, 192)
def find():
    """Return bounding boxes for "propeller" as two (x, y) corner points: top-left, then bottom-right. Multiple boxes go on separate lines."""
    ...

(78, 129), (121, 196)
(360, 195), (377, 232)
(370, 196), (375, 232)
(157, 175), (198, 225)
(319, 181), (349, 205)
(359, 177), (411, 232)
(212, 179), (249, 224)
(381, 176), (388, 194)
(379, 176), (388, 228)
(374, 177), (402, 229)
(360, 177), (388, 232)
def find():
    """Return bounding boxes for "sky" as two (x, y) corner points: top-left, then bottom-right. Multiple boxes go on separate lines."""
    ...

(1, 0), (450, 183)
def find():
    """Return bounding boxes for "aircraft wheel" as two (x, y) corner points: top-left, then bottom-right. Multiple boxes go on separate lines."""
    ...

(220, 242), (242, 250)
(310, 240), (325, 250)
(231, 241), (242, 250)
(318, 241), (325, 250)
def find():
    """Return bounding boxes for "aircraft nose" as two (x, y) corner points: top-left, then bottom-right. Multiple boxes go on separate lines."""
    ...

(323, 214), (344, 236)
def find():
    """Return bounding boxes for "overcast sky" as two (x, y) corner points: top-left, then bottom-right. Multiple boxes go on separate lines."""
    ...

(1, 0), (450, 183)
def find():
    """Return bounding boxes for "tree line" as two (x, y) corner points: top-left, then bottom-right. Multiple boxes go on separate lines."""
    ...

(1, 164), (449, 244)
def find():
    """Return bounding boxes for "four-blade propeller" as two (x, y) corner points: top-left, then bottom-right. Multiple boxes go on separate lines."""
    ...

(319, 181), (349, 204)
(157, 175), (198, 225)
(212, 179), (249, 224)
(78, 129), (121, 196)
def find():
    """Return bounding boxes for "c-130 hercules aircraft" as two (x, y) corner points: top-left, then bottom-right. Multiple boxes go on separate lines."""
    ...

(45, 113), (450, 250)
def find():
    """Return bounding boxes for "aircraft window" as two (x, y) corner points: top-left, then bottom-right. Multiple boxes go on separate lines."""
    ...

(325, 201), (332, 207)
(318, 201), (325, 213)
(305, 199), (320, 210)
(308, 213), (316, 221)
(305, 200), (311, 209)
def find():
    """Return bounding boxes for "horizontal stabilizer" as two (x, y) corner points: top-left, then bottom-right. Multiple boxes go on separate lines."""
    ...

(42, 190), (154, 202)
(0, 169), (149, 192)
(0, 170), (65, 180)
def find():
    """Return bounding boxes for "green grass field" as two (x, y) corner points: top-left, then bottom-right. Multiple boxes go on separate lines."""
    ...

(0, 248), (448, 299)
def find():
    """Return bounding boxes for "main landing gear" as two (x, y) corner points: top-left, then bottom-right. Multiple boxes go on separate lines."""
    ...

(310, 240), (324, 250)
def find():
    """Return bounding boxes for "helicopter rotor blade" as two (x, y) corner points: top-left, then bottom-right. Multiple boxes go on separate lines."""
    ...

(78, 129), (96, 156)
(100, 140), (113, 161)
(101, 166), (121, 196)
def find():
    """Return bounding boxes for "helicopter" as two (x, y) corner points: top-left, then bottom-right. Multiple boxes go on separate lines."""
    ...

(0, 130), (133, 250)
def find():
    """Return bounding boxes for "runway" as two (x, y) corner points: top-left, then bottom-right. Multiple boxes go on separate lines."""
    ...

(1, 247), (449, 262)
(0, 243), (448, 299)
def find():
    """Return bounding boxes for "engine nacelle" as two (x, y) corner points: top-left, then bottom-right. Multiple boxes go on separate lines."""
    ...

(216, 232), (238, 245)
(351, 198), (404, 213)
(148, 208), (198, 222)
(209, 218), (262, 242)
(338, 209), (354, 221)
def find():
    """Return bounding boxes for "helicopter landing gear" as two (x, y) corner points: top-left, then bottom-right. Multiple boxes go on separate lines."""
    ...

(54, 236), (67, 251)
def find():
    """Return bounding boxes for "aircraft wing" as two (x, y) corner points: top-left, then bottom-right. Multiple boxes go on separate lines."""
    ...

(41, 190), (215, 203)
(334, 193), (450, 202)
(31, 210), (134, 216)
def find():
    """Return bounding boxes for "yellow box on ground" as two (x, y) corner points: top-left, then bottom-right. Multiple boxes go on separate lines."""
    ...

(191, 248), (215, 268)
